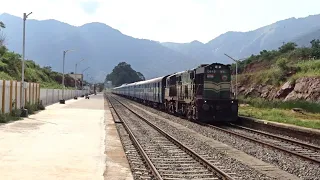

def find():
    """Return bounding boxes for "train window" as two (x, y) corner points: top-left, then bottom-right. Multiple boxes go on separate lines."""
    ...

(184, 85), (188, 97)
(170, 76), (177, 85)
(190, 72), (194, 79)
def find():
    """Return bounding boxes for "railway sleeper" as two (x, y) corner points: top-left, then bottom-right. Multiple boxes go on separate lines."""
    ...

(163, 177), (219, 180)
(155, 166), (206, 170)
(162, 173), (219, 178)
(157, 169), (210, 173)
(155, 161), (200, 164)
(155, 163), (202, 167)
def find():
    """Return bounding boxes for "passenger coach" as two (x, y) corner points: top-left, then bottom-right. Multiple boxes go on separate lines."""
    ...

(112, 76), (168, 108)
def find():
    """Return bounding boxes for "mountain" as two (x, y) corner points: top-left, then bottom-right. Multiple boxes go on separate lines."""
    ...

(2, 13), (320, 82)
(162, 14), (320, 63)
(0, 13), (199, 82)
(162, 40), (216, 63)
(293, 28), (320, 47)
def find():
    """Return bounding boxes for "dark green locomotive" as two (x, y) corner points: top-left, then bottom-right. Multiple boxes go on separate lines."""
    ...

(164, 63), (238, 122)
(112, 62), (238, 123)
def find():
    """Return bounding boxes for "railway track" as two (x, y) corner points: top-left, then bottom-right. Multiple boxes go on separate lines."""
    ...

(209, 123), (320, 164)
(107, 95), (237, 180)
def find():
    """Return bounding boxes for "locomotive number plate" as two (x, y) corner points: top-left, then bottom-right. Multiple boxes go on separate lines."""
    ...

(207, 74), (214, 78)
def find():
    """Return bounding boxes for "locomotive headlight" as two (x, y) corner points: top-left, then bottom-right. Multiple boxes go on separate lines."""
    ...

(222, 75), (228, 81)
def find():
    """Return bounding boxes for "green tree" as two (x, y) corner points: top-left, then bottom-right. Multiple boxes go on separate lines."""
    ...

(310, 39), (320, 48)
(310, 39), (320, 59)
(278, 42), (297, 53)
(106, 62), (145, 86)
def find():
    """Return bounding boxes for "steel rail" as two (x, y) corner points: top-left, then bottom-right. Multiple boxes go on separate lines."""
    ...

(107, 95), (163, 180)
(230, 123), (320, 151)
(110, 94), (235, 180)
(207, 124), (320, 164)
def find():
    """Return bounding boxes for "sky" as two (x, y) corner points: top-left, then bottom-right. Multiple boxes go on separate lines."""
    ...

(1, 0), (320, 43)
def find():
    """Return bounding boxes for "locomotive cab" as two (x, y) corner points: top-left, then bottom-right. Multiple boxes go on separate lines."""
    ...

(193, 63), (238, 122)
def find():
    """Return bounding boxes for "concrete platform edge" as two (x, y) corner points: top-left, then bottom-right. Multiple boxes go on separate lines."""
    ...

(239, 116), (320, 134)
(103, 98), (133, 180)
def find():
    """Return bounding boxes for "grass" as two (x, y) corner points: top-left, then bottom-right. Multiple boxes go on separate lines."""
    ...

(0, 109), (22, 123)
(290, 59), (320, 80)
(0, 101), (46, 124)
(239, 96), (320, 114)
(239, 97), (320, 129)
(40, 81), (75, 89)
(239, 105), (320, 129)
(0, 50), (79, 90)
(237, 68), (283, 86)
(0, 71), (14, 80)
(235, 59), (320, 87)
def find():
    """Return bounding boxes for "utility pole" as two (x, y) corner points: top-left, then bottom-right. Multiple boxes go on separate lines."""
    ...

(81, 67), (90, 92)
(21, 12), (32, 117)
(60, 49), (75, 104)
(224, 54), (245, 99)
(74, 59), (85, 99)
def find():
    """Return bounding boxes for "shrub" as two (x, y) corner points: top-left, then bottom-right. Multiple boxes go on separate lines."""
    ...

(37, 100), (45, 110)
(24, 102), (38, 114)
(0, 111), (9, 123)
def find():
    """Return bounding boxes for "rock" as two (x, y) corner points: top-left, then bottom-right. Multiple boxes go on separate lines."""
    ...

(275, 81), (295, 99)
(237, 77), (320, 103)
(240, 104), (250, 107)
(244, 87), (260, 97)
(291, 108), (306, 114)
(285, 77), (320, 102)
(261, 85), (275, 99)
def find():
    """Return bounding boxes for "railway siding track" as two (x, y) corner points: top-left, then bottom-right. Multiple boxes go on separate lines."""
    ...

(213, 124), (320, 164)
(107, 95), (237, 180)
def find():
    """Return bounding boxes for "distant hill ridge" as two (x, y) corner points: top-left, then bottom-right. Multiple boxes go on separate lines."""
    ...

(1, 13), (320, 81)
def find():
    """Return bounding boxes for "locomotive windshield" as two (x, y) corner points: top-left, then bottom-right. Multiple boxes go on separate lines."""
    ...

(203, 64), (231, 99)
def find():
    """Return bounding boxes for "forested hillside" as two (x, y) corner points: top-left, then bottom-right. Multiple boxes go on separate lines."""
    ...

(234, 39), (320, 104)
(0, 21), (78, 88)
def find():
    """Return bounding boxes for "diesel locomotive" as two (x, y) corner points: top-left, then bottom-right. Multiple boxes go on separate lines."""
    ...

(112, 63), (238, 123)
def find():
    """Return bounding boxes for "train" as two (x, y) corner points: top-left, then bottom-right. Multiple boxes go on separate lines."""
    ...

(111, 63), (238, 123)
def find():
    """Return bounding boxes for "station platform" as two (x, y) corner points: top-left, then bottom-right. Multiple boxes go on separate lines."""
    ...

(0, 93), (133, 180)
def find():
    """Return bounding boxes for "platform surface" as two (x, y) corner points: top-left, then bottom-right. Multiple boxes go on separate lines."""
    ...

(0, 94), (132, 180)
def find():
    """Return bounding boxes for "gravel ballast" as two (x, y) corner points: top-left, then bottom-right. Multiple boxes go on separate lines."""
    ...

(117, 96), (320, 180)
(111, 96), (286, 180)
(115, 123), (152, 179)
(112, 101), (225, 180)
